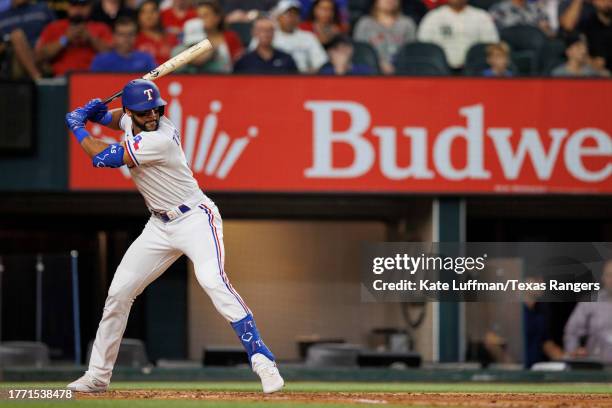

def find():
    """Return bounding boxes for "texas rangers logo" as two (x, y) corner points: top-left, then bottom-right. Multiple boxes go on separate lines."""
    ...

(133, 135), (143, 150)
(143, 89), (154, 100)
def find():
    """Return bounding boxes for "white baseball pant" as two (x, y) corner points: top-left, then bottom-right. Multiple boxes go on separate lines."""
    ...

(86, 198), (250, 384)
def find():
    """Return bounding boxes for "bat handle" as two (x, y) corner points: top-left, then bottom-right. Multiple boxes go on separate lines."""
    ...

(103, 90), (123, 105)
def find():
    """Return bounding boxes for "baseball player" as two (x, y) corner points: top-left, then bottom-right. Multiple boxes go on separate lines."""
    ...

(64, 79), (284, 394)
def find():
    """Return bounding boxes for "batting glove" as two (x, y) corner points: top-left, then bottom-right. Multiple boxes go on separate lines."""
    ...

(83, 98), (111, 125)
(65, 107), (89, 143)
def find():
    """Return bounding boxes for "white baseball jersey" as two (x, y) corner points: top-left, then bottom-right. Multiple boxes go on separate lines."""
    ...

(120, 114), (204, 211)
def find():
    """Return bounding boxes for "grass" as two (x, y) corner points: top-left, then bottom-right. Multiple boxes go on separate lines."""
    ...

(1, 381), (611, 393)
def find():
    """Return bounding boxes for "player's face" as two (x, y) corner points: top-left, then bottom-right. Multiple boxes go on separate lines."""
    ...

(130, 108), (160, 132)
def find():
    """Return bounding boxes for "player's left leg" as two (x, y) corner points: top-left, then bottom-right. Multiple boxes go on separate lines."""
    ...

(172, 201), (284, 393)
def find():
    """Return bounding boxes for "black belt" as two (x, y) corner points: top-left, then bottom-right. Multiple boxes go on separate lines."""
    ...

(151, 204), (191, 222)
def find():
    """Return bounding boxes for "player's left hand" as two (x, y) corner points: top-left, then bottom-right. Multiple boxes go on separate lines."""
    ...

(83, 98), (108, 124)
(65, 107), (88, 132)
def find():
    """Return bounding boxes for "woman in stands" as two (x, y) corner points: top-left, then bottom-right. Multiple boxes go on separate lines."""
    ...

(353, 0), (417, 74)
(300, 0), (348, 48)
(134, 0), (178, 65)
(190, 0), (243, 72)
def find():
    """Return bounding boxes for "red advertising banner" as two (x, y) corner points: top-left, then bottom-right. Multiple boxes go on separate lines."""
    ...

(69, 74), (612, 194)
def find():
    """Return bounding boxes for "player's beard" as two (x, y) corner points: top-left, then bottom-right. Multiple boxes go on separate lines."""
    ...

(132, 112), (160, 132)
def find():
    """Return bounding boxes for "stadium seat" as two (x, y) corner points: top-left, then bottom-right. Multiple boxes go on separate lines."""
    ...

(228, 22), (253, 48)
(538, 39), (566, 75)
(0, 341), (50, 367)
(352, 41), (381, 74)
(402, 0), (429, 24)
(86, 338), (149, 368)
(469, 0), (503, 10)
(348, 0), (371, 33)
(394, 42), (450, 75)
(500, 25), (547, 76)
(462, 42), (518, 76)
(306, 343), (362, 367)
(463, 43), (494, 76)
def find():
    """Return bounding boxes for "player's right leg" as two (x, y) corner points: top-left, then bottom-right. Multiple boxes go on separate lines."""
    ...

(68, 218), (181, 392)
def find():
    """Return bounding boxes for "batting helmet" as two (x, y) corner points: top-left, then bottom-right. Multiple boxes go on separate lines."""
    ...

(122, 79), (167, 112)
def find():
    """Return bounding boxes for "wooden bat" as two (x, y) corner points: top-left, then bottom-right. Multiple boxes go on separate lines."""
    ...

(102, 38), (213, 105)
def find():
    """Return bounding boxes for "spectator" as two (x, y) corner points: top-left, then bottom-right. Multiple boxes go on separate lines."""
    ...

(559, 0), (596, 32)
(318, 34), (374, 74)
(579, 0), (612, 72)
(417, 0), (499, 69)
(353, 0), (417, 75)
(564, 260), (612, 363)
(160, 0), (196, 35)
(0, 0), (55, 46)
(170, 18), (208, 72)
(482, 42), (513, 76)
(90, 0), (135, 27)
(299, 0), (348, 47)
(489, 0), (553, 36)
(90, 16), (155, 72)
(195, 0), (243, 63)
(36, 0), (112, 76)
(223, 0), (277, 23)
(134, 0), (177, 65)
(0, 28), (42, 79)
(270, 0), (328, 73)
(233, 16), (298, 73)
(298, 0), (349, 24)
(551, 33), (607, 76)
(0, 0), (55, 79)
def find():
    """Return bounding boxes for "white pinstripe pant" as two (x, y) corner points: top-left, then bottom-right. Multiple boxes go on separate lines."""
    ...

(87, 198), (250, 384)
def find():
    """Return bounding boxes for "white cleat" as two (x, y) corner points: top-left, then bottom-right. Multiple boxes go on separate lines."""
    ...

(67, 373), (108, 393)
(251, 353), (284, 394)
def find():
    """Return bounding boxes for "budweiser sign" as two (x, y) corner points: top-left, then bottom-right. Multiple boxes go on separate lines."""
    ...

(69, 75), (612, 194)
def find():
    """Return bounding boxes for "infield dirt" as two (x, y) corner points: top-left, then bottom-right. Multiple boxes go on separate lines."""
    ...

(77, 390), (612, 407)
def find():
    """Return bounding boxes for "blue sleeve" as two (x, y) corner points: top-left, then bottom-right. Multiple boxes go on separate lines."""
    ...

(93, 144), (125, 168)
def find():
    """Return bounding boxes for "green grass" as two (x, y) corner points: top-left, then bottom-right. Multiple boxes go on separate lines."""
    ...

(1, 382), (610, 408)
(1, 381), (611, 393)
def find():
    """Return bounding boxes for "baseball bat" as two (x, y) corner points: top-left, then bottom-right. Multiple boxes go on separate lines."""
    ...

(102, 38), (213, 105)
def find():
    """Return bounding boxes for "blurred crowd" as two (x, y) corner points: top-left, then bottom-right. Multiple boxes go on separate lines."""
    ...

(0, 0), (610, 80)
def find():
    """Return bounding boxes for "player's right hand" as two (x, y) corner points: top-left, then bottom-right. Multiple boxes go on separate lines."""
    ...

(83, 98), (109, 124)
(65, 107), (88, 132)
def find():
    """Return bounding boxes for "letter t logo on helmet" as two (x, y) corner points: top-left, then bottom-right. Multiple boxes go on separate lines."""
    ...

(122, 79), (167, 112)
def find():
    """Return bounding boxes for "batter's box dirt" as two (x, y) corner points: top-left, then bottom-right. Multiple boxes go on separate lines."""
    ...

(76, 390), (612, 407)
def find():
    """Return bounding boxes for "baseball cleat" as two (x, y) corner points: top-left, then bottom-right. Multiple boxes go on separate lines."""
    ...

(67, 373), (108, 393)
(251, 353), (284, 394)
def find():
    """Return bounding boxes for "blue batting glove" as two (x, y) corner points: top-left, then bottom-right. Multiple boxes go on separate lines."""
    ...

(65, 107), (89, 143)
(83, 98), (111, 125)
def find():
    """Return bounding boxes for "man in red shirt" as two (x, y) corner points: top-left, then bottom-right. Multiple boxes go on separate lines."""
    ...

(36, 0), (112, 76)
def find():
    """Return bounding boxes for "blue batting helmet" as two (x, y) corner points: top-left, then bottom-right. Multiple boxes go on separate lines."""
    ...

(122, 79), (166, 111)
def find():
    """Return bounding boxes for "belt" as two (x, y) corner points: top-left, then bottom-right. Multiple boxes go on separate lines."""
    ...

(150, 204), (191, 223)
